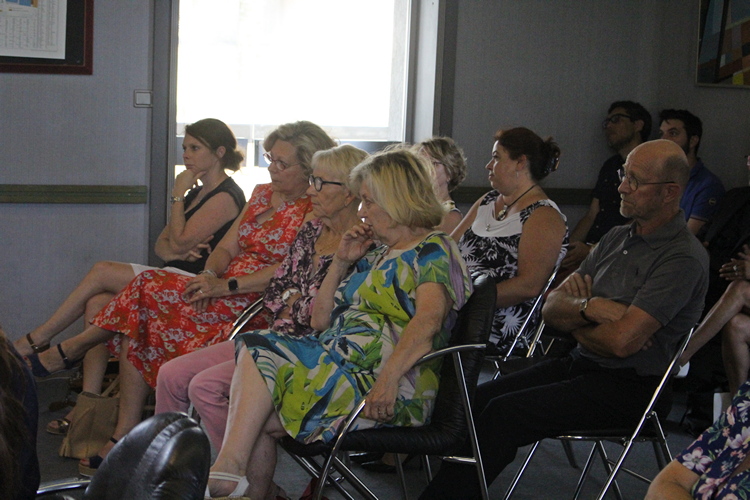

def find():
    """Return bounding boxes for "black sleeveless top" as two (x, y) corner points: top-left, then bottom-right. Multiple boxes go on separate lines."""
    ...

(165, 177), (245, 274)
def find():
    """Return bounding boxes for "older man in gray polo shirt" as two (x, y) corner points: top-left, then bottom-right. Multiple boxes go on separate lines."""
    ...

(421, 140), (709, 500)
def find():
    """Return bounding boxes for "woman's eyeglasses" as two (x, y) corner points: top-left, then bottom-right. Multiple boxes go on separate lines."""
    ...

(263, 152), (300, 171)
(309, 175), (345, 192)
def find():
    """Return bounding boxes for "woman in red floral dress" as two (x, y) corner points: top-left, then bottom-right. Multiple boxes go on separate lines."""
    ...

(26, 121), (336, 476)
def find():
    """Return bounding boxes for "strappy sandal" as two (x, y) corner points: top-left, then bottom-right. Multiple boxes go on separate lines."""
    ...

(78, 437), (118, 477)
(26, 344), (81, 378)
(46, 417), (71, 435)
(204, 472), (251, 499)
(25, 332), (49, 353)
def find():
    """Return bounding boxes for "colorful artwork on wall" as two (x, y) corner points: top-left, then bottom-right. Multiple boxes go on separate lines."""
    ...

(697, 0), (750, 87)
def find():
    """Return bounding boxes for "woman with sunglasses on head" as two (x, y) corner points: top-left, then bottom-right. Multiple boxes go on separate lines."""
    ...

(154, 144), (368, 452)
(26, 121), (335, 476)
(414, 136), (468, 234)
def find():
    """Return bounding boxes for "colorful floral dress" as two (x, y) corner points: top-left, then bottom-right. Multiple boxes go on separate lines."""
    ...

(677, 380), (750, 499)
(93, 183), (312, 387)
(261, 219), (332, 337)
(459, 191), (568, 351)
(237, 232), (472, 444)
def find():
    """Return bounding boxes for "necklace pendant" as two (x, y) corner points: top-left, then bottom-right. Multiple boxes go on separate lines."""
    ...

(496, 208), (507, 221)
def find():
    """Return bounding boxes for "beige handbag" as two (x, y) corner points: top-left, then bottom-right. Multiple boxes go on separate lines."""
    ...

(59, 376), (120, 459)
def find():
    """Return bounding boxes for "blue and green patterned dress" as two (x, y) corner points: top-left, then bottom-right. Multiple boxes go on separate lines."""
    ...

(237, 231), (472, 444)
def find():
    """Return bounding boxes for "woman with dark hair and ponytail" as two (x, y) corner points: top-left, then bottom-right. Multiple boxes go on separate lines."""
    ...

(16, 118), (246, 436)
(0, 323), (39, 500)
(452, 126), (568, 353)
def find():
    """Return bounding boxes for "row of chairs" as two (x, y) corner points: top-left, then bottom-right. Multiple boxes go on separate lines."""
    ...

(280, 270), (694, 500)
(37, 271), (694, 499)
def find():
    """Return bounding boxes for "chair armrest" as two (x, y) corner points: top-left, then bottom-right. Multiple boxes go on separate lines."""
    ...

(416, 343), (487, 365)
(326, 342), (487, 457)
(36, 477), (91, 497)
(228, 295), (265, 340)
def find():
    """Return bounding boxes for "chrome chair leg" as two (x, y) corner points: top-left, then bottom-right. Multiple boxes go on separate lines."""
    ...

(571, 443), (597, 500)
(562, 440), (578, 468)
(395, 454), (409, 500)
(502, 441), (540, 500)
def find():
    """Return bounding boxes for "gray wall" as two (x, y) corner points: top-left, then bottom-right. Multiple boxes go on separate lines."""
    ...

(450, 0), (750, 219)
(2, 0), (750, 341)
(0, 1), (154, 340)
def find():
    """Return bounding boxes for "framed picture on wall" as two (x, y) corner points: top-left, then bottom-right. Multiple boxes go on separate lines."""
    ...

(0, 0), (93, 75)
(697, 0), (750, 87)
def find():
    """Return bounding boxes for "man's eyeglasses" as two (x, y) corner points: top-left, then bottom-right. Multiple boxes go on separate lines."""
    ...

(309, 175), (345, 192)
(618, 168), (675, 191)
(263, 152), (300, 171)
(602, 113), (633, 128)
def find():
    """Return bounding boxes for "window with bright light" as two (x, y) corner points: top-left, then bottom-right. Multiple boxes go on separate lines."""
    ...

(174, 0), (411, 196)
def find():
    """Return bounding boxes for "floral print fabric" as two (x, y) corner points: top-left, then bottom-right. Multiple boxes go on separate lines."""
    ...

(677, 380), (750, 499)
(94, 183), (311, 387)
(262, 218), (332, 336)
(238, 231), (472, 444)
(459, 191), (567, 351)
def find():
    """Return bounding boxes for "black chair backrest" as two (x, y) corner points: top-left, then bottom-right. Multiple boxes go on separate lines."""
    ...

(84, 413), (210, 500)
(339, 274), (496, 454)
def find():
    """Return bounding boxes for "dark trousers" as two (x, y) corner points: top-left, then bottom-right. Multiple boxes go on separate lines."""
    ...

(419, 353), (659, 500)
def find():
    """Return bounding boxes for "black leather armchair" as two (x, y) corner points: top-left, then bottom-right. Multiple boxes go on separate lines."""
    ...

(36, 412), (210, 500)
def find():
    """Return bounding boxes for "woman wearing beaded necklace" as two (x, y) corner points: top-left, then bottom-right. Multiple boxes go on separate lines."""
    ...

(453, 126), (568, 353)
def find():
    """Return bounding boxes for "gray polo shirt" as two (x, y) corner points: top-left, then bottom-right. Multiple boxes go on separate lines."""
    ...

(576, 211), (709, 377)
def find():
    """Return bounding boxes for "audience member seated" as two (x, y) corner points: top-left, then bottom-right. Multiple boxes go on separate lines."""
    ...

(658, 108), (724, 235)
(0, 323), (39, 500)
(14, 118), (246, 435)
(420, 140), (708, 500)
(453, 127), (567, 354)
(680, 245), (750, 396)
(646, 379), (750, 499)
(204, 149), (472, 500)
(562, 100), (651, 275)
(679, 153), (750, 432)
(414, 136), (468, 234)
(154, 144), (367, 450)
(26, 121), (335, 477)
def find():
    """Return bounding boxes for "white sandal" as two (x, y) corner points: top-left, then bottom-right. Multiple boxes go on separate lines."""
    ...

(204, 471), (251, 500)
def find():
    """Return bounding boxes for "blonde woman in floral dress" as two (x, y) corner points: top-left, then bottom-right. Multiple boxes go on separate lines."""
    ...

(205, 149), (472, 500)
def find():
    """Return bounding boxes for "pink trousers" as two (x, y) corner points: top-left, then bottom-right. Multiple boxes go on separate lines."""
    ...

(154, 340), (234, 450)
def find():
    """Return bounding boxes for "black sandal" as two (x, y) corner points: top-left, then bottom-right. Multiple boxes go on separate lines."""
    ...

(27, 344), (81, 378)
(25, 333), (49, 353)
(79, 437), (118, 477)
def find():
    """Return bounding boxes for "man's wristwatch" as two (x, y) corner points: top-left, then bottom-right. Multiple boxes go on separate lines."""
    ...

(228, 278), (238, 293)
(579, 298), (593, 323)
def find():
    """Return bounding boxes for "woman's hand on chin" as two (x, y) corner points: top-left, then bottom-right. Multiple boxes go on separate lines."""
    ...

(336, 223), (375, 265)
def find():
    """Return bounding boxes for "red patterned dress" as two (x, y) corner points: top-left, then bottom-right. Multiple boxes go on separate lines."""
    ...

(92, 184), (312, 387)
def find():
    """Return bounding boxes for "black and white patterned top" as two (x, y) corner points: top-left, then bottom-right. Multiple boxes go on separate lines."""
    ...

(459, 190), (568, 351)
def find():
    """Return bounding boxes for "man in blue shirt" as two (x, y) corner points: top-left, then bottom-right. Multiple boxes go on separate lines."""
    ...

(659, 109), (724, 235)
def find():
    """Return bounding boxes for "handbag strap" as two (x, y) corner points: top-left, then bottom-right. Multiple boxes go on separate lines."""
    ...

(101, 375), (120, 397)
